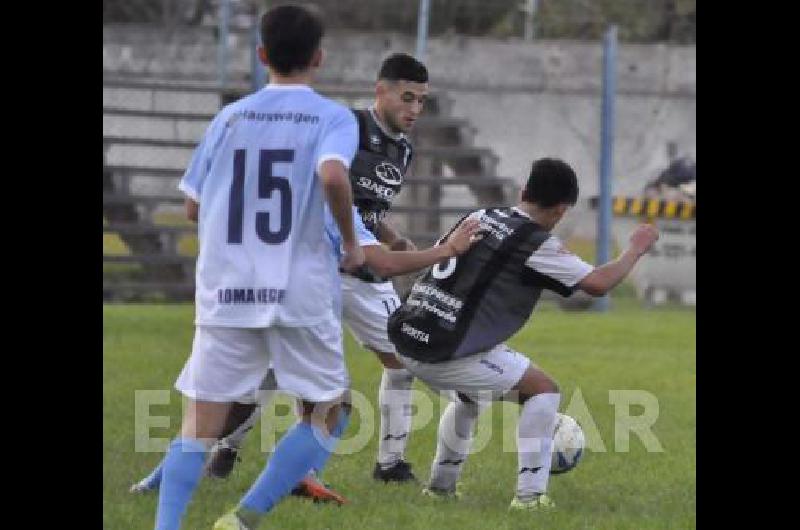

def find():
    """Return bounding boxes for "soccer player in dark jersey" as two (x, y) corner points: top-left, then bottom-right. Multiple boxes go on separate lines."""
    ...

(387, 158), (659, 511)
(340, 53), (430, 482)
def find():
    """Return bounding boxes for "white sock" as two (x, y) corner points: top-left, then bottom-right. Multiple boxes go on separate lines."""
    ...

(219, 373), (277, 449)
(377, 367), (414, 468)
(221, 403), (264, 449)
(428, 398), (487, 491)
(516, 392), (561, 498)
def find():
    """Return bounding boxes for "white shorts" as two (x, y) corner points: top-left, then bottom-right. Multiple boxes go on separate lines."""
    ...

(341, 275), (399, 355)
(175, 318), (348, 404)
(397, 344), (532, 403)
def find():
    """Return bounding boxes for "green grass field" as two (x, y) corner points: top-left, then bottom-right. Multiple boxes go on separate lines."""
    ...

(103, 300), (695, 529)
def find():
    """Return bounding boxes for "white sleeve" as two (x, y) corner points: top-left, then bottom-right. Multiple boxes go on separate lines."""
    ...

(316, 107), (358, 173)
(177, 114), (224, 201)
(354, 207), (380, 247)
(324, 206), (380, 263)
(177, 136), (208, 201)
(525, 236), (594, 294)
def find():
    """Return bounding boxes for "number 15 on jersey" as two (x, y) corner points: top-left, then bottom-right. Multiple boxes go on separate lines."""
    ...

(228, 148), (294, 245)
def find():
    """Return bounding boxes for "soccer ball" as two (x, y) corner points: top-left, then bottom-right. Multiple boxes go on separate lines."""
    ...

(550, 413), (585, 474)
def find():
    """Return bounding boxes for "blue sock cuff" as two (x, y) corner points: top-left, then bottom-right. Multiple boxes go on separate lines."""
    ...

(308, 410), (350, 475)
(331, 407), (350, 439)
(240, 421), (323, 514)
(310, 424), (338, 453)
(170, 438), (207, 455)
(306, 408), (350, 453)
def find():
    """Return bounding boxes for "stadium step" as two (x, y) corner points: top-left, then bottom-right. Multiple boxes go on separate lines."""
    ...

(103, 193), (184, 206)
(103, 106), (472, 146)
(103, 164), (512, 185)
(102, 80), (453, 116)
(103, 254), (196, 265)
(103, 135), (498, 171)
(102, 280), (195, 302)
(103, 222), (196, 235)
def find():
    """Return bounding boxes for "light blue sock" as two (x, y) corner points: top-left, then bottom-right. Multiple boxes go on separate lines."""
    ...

(310, 407), (350, 476)
(139, 459), (165, 490)
(240, 421), (332, 515)
(155, 438), (207, 530)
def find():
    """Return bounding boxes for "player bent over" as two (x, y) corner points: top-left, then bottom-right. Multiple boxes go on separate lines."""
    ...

(386, 158), (659, 510)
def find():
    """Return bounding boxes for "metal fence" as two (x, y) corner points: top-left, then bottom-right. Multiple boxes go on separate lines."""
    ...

(103, 0), (696, 42)
(103, 0), (252, 28)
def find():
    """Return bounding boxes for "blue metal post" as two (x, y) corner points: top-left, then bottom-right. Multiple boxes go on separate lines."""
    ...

(217, 0), (231, 88)
(416, 0), (431, 61)
(595, 25), (617, 312)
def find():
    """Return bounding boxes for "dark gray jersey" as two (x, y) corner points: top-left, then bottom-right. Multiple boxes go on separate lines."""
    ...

(346, 108), (413, 283)
(349, 108), (412, 235)
(388, 207), (594, 363)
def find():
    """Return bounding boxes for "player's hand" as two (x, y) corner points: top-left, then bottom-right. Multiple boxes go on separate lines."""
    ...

(444, 218), (483, 256)
(390, 237), (417, 251)
(340, 243), (366, 273)
(630, 224), (659, 256)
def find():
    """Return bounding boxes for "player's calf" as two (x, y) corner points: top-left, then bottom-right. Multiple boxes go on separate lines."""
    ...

(205, 402), (261, 479)
(511, 367), (561, 503)
(375, 358), (417, 482)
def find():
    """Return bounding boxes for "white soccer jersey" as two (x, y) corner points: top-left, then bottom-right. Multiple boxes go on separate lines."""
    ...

(179, 84), (358, 327)
(324, 205), (381, 261)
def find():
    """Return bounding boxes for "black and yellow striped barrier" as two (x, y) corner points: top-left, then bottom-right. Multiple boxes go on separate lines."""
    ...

(589, 196), (695, 220)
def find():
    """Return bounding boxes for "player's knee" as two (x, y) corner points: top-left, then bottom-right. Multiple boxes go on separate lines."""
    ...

(220, 402), (258, 439)
(339, 389), (353, 415)
(543, 378), (560, 395)
(374, 348), (405, 369)
(514, 369), (559, 403)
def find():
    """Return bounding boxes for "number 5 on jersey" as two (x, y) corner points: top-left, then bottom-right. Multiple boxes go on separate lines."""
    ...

(432, 256), (457, 279)
(228, 149), (294, 245)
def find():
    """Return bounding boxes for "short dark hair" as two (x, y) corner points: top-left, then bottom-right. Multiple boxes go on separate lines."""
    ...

(378, 53), (428, 83)
(521, 158), (579, 207)
(261, 5), (324, 76)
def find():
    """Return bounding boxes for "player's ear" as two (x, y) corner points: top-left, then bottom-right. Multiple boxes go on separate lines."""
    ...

(376, 79), (388, 98)
(311, 47), (324, 69)
(257, 45), (269, 66)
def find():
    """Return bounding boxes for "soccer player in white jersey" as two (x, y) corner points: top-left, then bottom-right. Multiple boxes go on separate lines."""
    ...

(210, 194), (481, 528)
(152, 6), (366, 530)
(203, 54), (432, 485)
(131, 52), (477, 508)
(131, 201), (482, 508)
(386, 158), (659, 511)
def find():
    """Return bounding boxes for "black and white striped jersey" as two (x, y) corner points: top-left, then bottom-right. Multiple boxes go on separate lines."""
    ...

(388, 206), (593, 363)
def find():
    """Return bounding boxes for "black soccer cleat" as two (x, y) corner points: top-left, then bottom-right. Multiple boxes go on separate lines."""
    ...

(373, 460), (417, 483)
(205, 443), (241, 479)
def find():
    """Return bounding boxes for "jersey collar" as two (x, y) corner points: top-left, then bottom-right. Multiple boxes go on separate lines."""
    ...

(264, 84), (313, 91)
(511, 206), (531, 218)
(368, 106), (406, 141)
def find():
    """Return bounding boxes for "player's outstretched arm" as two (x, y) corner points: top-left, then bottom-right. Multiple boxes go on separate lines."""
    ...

(320, 159), (365, 272)
(578, 223), (659, 296)
(364, 218), (481, 278)
(377, 218), (417, 251)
